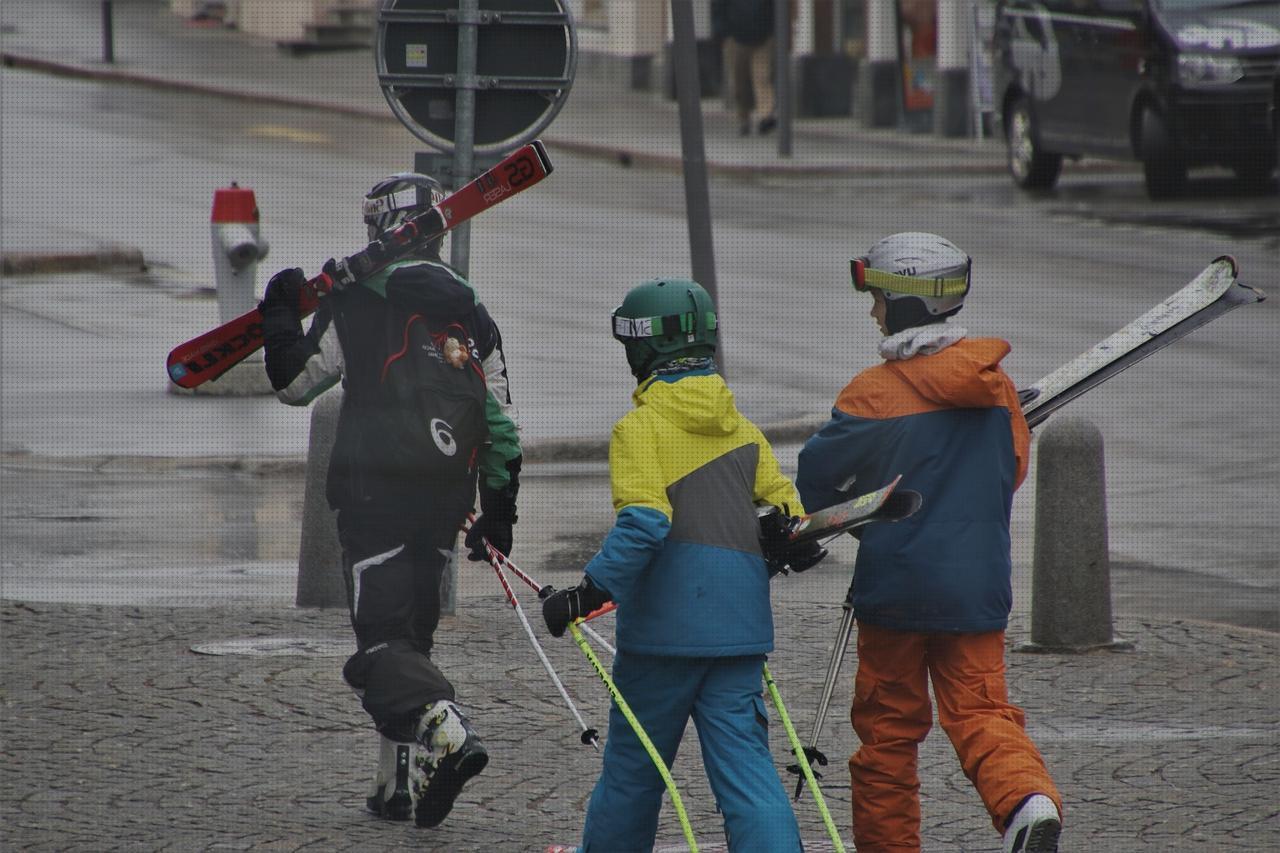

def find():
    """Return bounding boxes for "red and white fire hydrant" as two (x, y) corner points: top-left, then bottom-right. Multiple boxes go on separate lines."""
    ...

(210, 182), (269, 324)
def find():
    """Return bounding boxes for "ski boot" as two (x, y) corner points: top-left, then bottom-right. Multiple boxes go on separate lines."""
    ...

(1003, 794), (1061, 853)
(412, 700), (489, 828)
(365, 735), (415, 821)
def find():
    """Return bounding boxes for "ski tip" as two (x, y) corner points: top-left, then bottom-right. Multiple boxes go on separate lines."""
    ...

(1210, 254), (1238, 278)
(880, 489), (923, 522)
(529, 138), (554, 176)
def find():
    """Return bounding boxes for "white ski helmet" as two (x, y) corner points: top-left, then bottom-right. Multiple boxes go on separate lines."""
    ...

(852, 232), (971, 332)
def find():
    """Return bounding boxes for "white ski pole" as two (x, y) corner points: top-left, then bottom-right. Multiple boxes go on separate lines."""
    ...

(465, 523), (600, 750)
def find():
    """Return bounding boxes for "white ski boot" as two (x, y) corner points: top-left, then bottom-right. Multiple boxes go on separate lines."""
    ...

(365, 735), (416, 821)
(412, 700), (489, 828)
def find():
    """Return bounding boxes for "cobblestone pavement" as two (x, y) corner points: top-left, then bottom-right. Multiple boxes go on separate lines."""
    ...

(2, 599), (1276, 852)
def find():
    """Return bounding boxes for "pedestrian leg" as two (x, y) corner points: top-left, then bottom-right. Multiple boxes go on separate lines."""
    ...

(749, 36), (777, 132)
(726, 37), (755, 135)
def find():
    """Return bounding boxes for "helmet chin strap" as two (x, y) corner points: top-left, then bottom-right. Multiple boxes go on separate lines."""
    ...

(884, 297), (958, 336)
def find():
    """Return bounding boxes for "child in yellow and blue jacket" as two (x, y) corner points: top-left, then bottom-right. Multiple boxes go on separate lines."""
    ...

(542, 279), (822, 853)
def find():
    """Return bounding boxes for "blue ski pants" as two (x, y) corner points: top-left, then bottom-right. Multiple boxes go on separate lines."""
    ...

(580, 653), (802, 853)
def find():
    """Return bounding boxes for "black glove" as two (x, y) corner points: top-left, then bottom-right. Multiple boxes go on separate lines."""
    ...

(542, 577), (612, 638)
(466, 483), (518, 562)
(773, 538), (828, 575)
(759, 505), (829, 576)
(259, 267), (307, 315)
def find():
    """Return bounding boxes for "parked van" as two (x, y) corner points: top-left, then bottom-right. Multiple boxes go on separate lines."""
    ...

(992, 0), (1280, 197)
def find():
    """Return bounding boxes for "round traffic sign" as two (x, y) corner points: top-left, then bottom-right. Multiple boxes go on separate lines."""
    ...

(375, 0), (577, 154)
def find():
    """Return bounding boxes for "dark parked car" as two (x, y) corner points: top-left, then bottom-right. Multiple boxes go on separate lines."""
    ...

(993, 0), (1280, 197)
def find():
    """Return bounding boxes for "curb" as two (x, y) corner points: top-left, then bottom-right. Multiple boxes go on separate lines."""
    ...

(2, 50), (1010, 178)
(0, 246), (146, 276)
(0, 417), (827, 473)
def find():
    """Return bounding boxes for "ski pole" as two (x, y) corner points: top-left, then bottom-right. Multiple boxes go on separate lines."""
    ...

(762, 662), (847, 853)
(568, 620), (699, 853)
(462, 522), (600, 750)
(791, 574), (857, 801)
(465, 513), (618, 655)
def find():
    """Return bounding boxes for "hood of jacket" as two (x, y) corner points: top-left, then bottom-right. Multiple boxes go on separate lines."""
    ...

(634, 372), (739, 436)
(360, 259), (477, 317)
(884, 337), (1015, 411)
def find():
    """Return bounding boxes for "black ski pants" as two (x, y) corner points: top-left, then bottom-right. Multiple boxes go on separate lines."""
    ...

(337, 507), (461, 741)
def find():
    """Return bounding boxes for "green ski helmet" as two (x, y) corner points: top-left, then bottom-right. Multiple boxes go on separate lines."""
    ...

(852, 232), (971, 334)
(611, 279), (718, 379)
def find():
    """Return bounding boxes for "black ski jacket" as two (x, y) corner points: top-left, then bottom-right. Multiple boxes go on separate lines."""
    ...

(261, 258), (520, 516)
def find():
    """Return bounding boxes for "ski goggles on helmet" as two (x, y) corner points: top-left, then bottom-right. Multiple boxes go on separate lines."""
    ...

(850, 256), (971, 299)
(611, 308), (717, 344)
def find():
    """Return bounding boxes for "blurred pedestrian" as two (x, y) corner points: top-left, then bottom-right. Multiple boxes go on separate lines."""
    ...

(542, 278), (823, 852)
(713, 0), (779, 136)
(797, 233), (1063, 853)
(258, 172), (522, 829)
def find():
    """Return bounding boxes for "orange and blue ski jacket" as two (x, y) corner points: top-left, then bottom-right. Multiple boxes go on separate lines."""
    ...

(585, 369), (801, 656)
(797, 338), (1030, 633)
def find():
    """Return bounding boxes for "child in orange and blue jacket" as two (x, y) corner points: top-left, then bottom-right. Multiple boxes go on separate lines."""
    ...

(797, 233), (1063, 853)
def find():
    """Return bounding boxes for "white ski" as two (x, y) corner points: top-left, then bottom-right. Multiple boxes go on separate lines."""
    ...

(1022, 256), (1264, 428)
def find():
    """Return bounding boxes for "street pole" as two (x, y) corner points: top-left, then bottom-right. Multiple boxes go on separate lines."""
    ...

(775, 0), (792, 157)
(450, 0), (479, 280)
(101, 1), (115, 64)
(669, 0), (722, 374)
(440, 0), (483, 615)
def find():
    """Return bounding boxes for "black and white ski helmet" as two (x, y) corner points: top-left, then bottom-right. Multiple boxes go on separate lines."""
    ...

(362, 172), (446, 246)
(852, 232), (971, 331)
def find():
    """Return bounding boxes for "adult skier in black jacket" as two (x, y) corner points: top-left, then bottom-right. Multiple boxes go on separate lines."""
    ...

(258, 173), (521, 829)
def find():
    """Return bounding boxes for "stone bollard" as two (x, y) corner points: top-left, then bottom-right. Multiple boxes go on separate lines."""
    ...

(295, 389), (346, 609)
(1017, 416), (1133, 653)
(934, 0), (971, 138)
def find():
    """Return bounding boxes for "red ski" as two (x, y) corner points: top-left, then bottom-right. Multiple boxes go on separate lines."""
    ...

(166, 140), (555, 389)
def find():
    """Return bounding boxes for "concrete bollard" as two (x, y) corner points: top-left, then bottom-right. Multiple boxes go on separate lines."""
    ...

(865, 0), (901, 128)
(295, 389), (346, 609)
(1018, 416), (1133, 653)
(934, 0), (970, 138)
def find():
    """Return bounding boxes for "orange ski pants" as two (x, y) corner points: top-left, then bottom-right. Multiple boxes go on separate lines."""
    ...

(848, 623), (1061, 852)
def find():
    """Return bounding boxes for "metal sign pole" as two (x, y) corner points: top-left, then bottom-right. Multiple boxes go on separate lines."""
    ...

(101, 1), (115, 63)
(450, 0), (479, 279)
(775, 0), (792, 157)
(669, 0), (722, 374)
(439, 0), (483, 615)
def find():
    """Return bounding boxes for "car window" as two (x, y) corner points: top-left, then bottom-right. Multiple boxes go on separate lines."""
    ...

(1096, 0), (1143, 12)
(1155, 0), (1251, 9)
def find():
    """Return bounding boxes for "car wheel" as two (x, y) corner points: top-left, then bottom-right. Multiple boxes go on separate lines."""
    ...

(1232, 156), (1275, 190)
(1006, 96), (1062, 190)
(1140, 107), (1187, 200)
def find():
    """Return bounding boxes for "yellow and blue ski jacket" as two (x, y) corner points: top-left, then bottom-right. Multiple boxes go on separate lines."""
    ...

(584, 369), (801, 657)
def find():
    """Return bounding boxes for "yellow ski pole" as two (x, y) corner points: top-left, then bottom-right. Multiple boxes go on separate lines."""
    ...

(568, 621), (699, 853)
(762, 662), (847, 853)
